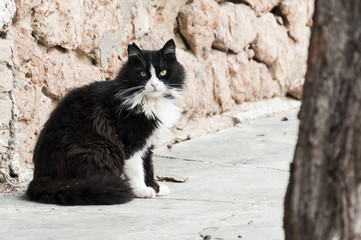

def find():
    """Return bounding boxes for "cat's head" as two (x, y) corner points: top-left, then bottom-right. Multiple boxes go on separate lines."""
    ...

(117, 39), (185, 101)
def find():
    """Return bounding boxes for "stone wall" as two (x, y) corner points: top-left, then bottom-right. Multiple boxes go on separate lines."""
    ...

(0, 0), (314, 184)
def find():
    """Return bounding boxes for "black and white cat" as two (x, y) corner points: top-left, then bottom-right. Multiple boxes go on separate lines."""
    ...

(26, 39), (185, 205)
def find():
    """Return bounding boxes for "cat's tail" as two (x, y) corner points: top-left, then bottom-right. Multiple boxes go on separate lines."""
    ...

(26, 174), (134, 205)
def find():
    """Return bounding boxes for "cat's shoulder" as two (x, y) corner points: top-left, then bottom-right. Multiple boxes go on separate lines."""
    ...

(51, 81), (114, 116)
(59, 80), (115, 104)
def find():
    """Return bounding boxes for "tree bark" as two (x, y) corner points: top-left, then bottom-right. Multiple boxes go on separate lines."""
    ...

(284, 0), (361, 239)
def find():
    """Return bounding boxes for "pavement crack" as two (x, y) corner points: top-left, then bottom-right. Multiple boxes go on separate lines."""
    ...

(240, 164), (289, 172)
(219, 209), (243, 222)
(156, 197), (283, 207)
(155, 155), (290, 172)
(154, 154), (207, 163)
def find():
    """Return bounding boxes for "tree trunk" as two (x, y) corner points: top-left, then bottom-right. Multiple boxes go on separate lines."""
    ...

(284, 0), (361, 239)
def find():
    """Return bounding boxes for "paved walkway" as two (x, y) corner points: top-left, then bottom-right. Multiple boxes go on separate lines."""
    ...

(0, 109), (300, 240)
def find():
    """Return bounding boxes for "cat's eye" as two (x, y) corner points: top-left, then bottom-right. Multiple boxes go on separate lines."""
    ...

(159, 70), (167, 77)
(140, 71), (147, 77)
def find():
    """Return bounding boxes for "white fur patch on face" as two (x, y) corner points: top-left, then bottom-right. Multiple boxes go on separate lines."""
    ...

(144, 66), (166, 97)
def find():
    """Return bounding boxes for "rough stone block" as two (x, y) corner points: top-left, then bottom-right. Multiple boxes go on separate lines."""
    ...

(148, 0), (188, 45)
(228, 51), (280, 104)
(77, 0), (122, 54)
(288, 78), (304, 100)
(176, 48), (220, 117)
(0, 0), (16, 29)
(32, 0), (83, 49)
(177, 0), (219, 58)
(280, 0), (308, 41)
(207, 50), (234, 112)
(15, 91), (52, 169)
(253, 13), (289, 66)
(8, 26), (45, 85)
(213, 2), (257, 53)
(131, 0), (150, 39)
(13, 81), (36, 122)
(14, 0), (41, 20)
(0, 93), (13, 129)
(241, 0), (281, 15)
(0, 129), (10, 152)
(40, 48), (104, 100)
(0, 64), (13, 92)
(0, 39), (13, 63)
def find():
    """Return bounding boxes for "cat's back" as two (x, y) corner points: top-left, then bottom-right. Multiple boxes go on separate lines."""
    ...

(34, 81), (116, 156)
(44, 81), (113, 128)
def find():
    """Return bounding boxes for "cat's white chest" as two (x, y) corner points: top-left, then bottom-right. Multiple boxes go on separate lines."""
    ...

(143, 98), (181, 146)
(143, 98), (181, 129)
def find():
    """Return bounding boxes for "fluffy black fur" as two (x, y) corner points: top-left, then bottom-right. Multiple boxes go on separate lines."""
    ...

(26, 40), (185, 205)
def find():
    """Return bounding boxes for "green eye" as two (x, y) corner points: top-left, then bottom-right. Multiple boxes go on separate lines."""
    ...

(140, 71), (147, 77)
(159, 70), (167, 77)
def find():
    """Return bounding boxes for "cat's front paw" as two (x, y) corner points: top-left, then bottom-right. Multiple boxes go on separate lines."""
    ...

(133, 186), (156, 198)
(157, 184), (170, 196)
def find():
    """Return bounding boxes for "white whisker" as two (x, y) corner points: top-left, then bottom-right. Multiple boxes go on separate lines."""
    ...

(113, 86), (144, 100)
(115, 90), (143, 118)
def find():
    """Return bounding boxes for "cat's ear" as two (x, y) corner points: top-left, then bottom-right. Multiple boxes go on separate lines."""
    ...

(127, 43), (142, 60)
(127, 43), (146, 67)
(161, 39), (176, 57)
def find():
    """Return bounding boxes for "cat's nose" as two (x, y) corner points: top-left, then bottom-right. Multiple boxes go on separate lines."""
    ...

(151, 83), (158, 91)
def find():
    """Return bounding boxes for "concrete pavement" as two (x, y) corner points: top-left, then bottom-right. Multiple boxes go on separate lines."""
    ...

(0, 108), (300, 240)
